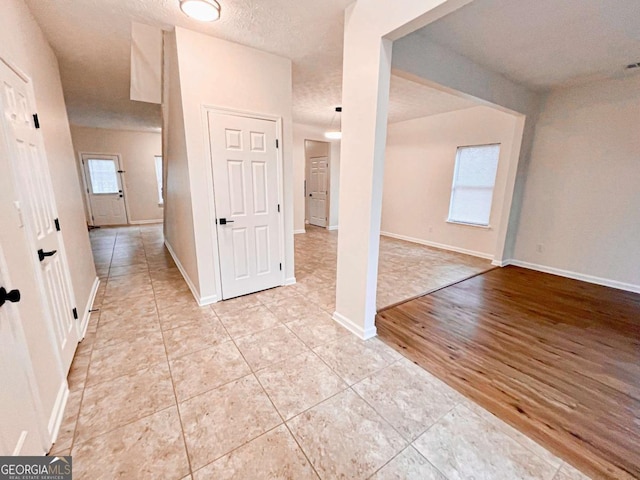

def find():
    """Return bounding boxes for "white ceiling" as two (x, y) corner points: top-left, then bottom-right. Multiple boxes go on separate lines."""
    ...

(24, 0), (475, 132)
(411, 0), (640, 91)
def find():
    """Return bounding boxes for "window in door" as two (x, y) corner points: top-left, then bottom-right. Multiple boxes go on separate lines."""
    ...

(448, 144), (500, 227)
(154, 155), (163, 205)
(87, 158), (119, 194)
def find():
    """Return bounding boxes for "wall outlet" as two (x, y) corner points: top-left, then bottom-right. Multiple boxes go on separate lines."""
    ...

(536, 243), (544, 253)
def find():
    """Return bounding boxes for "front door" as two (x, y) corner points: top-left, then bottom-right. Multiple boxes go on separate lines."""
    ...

(0, 247), (47, 456)
(208, 111), (283, 300)
(0, 60), (79, 374)
(308, 156), (328, 227)
(82, 154), (128, 226)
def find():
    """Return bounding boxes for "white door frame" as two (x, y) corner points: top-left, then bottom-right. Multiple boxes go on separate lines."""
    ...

(78, 151), (131, 226)
(201, 105), (286, 300)
(304, 139), (331, 229)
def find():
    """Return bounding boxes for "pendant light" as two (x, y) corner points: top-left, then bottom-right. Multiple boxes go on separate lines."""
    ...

(324, 106), (342, 140)
(180, 0), (221, 22)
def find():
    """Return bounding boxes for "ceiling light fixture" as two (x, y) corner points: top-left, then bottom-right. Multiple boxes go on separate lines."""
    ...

(180, 0), (221, 22)
(324, 106), (342, 140)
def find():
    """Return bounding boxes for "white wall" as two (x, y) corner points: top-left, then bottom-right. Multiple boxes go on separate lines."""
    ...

(392, 35), (542, 264)
(0, 0), (97, 439)
(293, 123), (341, 232)
(166, 27), (295, 302)
(162, 31), (199, 294)
(382, 106), (519, 258)
(513, 76), (640, 291)
(70, 126), (163, 223)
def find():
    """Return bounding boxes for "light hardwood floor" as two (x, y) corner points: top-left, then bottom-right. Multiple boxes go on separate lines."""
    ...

(377, 266), (640, 480)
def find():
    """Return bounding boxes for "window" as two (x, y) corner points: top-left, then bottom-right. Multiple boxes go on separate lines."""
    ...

(448, 144), (500, 227)
(87, 159), (119, 194)
(154, 155), (163, 205)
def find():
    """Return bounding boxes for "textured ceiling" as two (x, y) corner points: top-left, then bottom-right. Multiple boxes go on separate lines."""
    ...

(411, 0), (640, 91)
(24, 0), (475, 132)
(24, 0), (351, 131)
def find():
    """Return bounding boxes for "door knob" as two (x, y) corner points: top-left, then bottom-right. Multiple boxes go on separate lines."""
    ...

(37, 249), (57, 262)
(0, 287), (21, 307)
(309, 194), (313, 197)
(218, 218), (235, 225)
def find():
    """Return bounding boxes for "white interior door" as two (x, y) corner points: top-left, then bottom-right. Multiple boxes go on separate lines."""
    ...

(308, 156), (328, 227)
(0, 60), (79, 374)
(82, 154), (128, 226)
(208, 111), (283, 300)
(0, 248), (47, 456)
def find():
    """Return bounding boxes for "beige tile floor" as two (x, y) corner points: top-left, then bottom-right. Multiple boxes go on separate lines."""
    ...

(297, 226), (493, 310)
(49, 224), (590, 479)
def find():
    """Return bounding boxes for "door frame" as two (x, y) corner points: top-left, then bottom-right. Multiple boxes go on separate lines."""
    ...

(202, 105), (286, 300)
(304, 139), (332, 229)
(78, 152), (131, 226)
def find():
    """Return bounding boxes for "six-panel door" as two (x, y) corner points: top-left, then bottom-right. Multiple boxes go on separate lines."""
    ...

(208, 111), (283, 300)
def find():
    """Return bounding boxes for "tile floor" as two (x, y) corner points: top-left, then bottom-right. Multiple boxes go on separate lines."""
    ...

(49, 224), (590, 479)
(296, 226), (493, 310)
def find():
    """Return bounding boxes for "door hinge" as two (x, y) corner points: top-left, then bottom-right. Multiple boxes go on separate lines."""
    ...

(33, 113), (40, 129)
(72, 308), (78, 320)
(279, 263), (282, 271)
(277, 204), (280, 213)
(54, 218), (60, 231)
(276, 139), (279, 149)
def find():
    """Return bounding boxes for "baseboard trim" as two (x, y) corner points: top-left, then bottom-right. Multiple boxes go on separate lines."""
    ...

(327, 225), (339, 231)
(332, 311), (377, 340)
(380, 231), (493, 260)
(48, 381), (69, 444)
(128, 219), (163, 225)
(284, 277), (297, 286)
(78, 277), (100, 339)
(294, 229), (306, 234)
(164, 239), (218, 306)
(509, 260), (640, 294)
(492, 259), (511, 267)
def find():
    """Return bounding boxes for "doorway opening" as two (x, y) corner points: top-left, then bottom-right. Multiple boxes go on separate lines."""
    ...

(305, 140), (330, 228)
(80, 153), (129, 226)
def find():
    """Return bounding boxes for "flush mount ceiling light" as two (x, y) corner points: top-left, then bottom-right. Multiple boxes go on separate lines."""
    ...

(324, 106), (342, 140)
(180, 0), (221, 22)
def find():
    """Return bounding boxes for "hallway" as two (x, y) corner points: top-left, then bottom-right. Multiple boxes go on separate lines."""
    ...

(50, 225), (588, 479)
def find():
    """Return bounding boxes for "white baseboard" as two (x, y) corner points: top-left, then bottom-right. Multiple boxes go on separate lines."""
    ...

(164, 239), (218, 306)
(327, 225), (338, 231)
(48, 381), (69, 444)
(284, 277), (297, 286)
(380, 231), (493, 260)
(332, 311), (377, 340)
(492, 259), (511, 267)
(294, 229), (306, 234)
(78, 277), (100, 338)
(509, 260), (640, 294)
(128, 219), (163, 225)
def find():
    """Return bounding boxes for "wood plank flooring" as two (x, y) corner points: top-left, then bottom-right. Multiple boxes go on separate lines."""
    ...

(376, 266), (640, 480)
